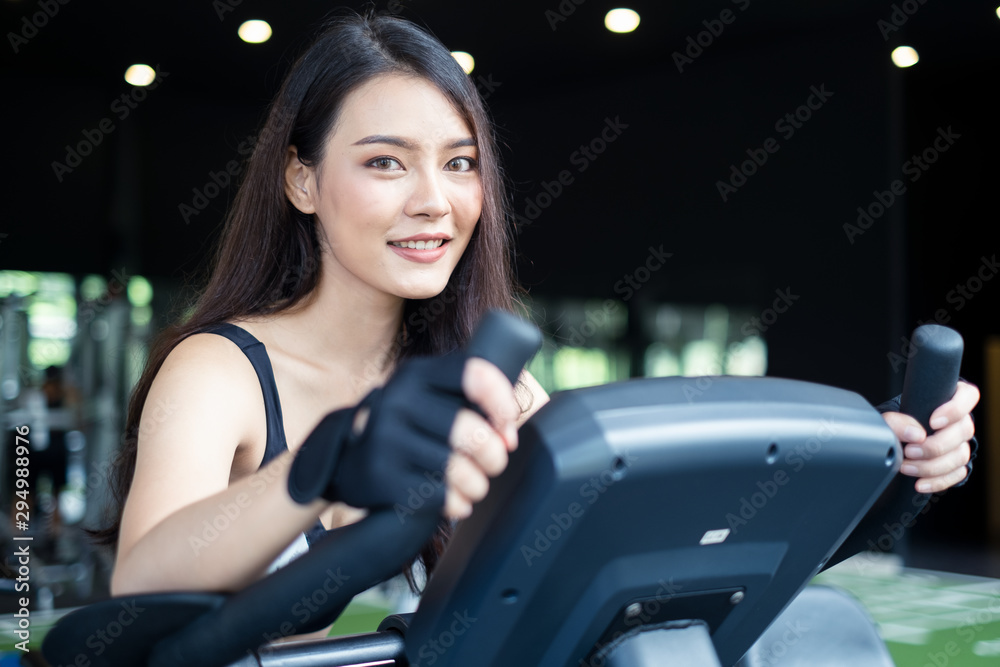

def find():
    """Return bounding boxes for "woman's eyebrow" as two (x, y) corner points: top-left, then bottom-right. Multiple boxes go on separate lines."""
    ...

(352, 134), (415, 150)
(351, 135), (476, 150)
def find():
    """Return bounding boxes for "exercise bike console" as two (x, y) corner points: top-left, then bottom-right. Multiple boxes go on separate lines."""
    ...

(407, 375), (901, 666)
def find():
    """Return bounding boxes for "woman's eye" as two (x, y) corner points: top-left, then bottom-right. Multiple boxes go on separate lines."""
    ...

(369, 157), (402, 170)
(446, 157), (477, 172)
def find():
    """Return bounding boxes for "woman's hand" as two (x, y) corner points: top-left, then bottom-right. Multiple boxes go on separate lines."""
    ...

(881, 380), (979, 494)
(444, 357), (522, 519)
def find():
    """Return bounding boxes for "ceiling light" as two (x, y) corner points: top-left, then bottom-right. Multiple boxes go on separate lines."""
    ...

(605, 8), (640, 33)
(891, 45), (919, 68)
(451, 51), (475, 74)
(124, 64), (156, 86)
(239, 20), (272, 44)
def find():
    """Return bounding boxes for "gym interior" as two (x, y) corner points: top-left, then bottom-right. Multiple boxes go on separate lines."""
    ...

(2, 1), (1000, 665)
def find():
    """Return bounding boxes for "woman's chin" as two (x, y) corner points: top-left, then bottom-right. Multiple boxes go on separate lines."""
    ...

(403, 288), (448, 302)
(378, 267), (460, 302)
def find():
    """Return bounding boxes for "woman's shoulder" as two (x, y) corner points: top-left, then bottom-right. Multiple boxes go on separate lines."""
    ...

(164, 325), (259, 378)
(138, 325), (269, 471)
(149, 326), (266, 424)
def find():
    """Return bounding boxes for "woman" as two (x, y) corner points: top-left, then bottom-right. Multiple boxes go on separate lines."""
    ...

(98, 11), (547, 608)
(98, 8), (977, 634)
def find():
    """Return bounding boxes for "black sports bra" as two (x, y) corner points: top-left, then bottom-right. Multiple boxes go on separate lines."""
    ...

(199, 322), (328, 546)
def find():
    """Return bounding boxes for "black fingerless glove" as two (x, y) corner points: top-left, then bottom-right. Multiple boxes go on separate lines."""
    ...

(288, 353), (468, 511)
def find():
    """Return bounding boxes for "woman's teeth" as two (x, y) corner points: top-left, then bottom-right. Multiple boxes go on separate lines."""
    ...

(390, 239), (445, 250)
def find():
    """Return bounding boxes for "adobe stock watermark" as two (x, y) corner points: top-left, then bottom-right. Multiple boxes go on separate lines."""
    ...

(137, 397), (180, 438)
(937, 255), (998, 315)
(877, 0), (930, 41)
(514, 116), (628, 228)
(886, 253), (998, 372)
(672, 0), (752, 73)
(471, 72), (502, 101)
(387, 420), (511, 526)
(189, 449), (293, 555)
(49, 599), (145, 665)
(751, 619), (810, 667)
(848, 492), (942, 575)
(583, 579), (684, 667)
(716, 84), (834, 202)
(740, 288), (800, 337)
(213, 0), (243, 20)
(544, 0), (586, 31)
(78, 267), (132, 328)
(394, 469), (447, 524)
(180, 69), (494, 224)
(953, 589), (1000, 661)
(177, 108), (295, 225)
(411, 609), (477, 666)
(560, 245), (672, 347)
(613, 245), (673, 302)
(21, 267), (134, 375)
(178, 141), (254, 224)
(843, 125), (960, 244)
(520, 450), (637, 566)
(51, 67), (170, 182)
(724, 419), (839, 535)
(189, 493), (254, 556)
(8, 0), (71, 54)
(621, 579), (684, 629)
(347, 278), (474, 397)
(259, 566), (351, 644)
(393, 421), (509, 522)
(682, 287), (800, 402)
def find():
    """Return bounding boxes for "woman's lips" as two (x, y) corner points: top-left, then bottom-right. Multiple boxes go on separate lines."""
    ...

(387, 238), (450, 263)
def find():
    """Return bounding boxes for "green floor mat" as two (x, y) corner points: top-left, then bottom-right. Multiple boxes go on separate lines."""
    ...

(815, 560), (1000, 666)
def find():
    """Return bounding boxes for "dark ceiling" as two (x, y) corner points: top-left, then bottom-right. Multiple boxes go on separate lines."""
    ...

(2, 0), (998, 318)
(3, 0), (998, 279)
(4, 1), (998, 108)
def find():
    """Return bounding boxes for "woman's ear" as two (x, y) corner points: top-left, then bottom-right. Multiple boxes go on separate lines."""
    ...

(284, 146), (317, 214)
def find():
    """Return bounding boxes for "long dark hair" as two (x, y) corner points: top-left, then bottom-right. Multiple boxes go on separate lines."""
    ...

(93, 11), (522, 589)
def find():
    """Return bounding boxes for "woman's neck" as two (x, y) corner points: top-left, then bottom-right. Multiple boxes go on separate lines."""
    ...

(263, 260), (406, 382)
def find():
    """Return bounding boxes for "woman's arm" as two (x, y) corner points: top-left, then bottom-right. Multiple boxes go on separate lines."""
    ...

(112, 334), (328, 596)
(113, 341), (545, 594)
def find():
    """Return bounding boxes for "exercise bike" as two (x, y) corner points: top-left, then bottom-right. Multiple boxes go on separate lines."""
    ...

(41, 314), (964, 666)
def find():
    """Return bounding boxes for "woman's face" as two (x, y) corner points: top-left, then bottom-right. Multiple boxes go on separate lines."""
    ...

(287, 74), (482, 303)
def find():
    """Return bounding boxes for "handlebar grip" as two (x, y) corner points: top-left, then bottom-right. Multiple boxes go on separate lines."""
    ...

(899, 324), (963, 432)
(466, 310), (543, 385)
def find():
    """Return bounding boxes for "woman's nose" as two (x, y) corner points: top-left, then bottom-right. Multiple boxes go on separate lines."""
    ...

(405, 169), (451, 220)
